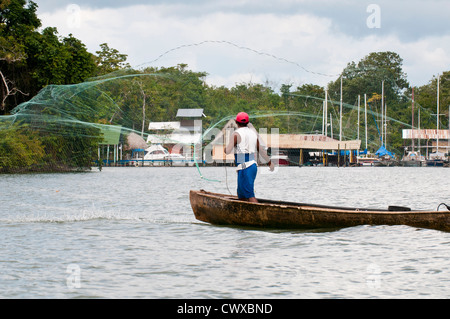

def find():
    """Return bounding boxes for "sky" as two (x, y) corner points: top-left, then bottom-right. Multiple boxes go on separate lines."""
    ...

(35, 0), (450, 89)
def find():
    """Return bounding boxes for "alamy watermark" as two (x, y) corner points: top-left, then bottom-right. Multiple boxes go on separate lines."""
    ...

(366, 263), (382, 290)
(66, 264), (81, 290)
(203, 126), (280, 173)
(366, 4), (381, 29)
(170, 121), (280, 173)
(67, 4), (82, 29)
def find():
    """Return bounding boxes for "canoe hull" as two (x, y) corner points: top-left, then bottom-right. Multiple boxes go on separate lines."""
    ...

(190, 190), (450, 232)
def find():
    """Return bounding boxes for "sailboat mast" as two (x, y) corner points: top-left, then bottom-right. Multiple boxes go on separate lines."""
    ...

(412, 87), (415, 151)
(357, 95), (360, 141)
(364, 94), (368, 151)
(418, 107), (421, 153)
(384, 91), (387, 148)
(437, 74), (440, 152)
(330, 113), (333, 139)
(357, 95), (361, 156)
(325, 90), (328, 137)
(381, 80), (384, 146)
(340, 76), (343, 141)
(322, 100), (325, 135)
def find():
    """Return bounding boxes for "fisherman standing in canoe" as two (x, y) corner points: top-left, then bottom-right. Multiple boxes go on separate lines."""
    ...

(225, 112), (274, 203)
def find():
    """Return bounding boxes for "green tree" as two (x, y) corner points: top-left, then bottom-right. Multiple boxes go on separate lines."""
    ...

(0, 123), (46, 173)
(27, 27), (71, 86)
(0, 35), (28, 110)
(329, 51), (409, 103)
(95, 43), (130, 76)
(26, 27), (97, 87)
(0, 0), (104, 171)
(0, 0), (40, 113)
(63, 34), (97, 84)
(415, 71), (450, 130)
(0, 0), (97, 113)
(0, 0), (41, 37)
(325, 52), (411, 153)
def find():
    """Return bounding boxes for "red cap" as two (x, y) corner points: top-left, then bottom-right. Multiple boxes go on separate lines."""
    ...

(236, 112), (249, 124)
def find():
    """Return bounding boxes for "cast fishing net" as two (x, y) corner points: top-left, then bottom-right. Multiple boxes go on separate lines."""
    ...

(0, 42), (445, 177)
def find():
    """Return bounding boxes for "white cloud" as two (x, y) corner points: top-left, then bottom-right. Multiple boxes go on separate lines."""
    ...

(37, 3), (450, 89)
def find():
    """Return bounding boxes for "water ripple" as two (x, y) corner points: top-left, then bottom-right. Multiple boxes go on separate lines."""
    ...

(1, 167), (449, 298)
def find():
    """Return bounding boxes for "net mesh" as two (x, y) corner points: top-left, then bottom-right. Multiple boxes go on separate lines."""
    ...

(0, 50), (446, 175)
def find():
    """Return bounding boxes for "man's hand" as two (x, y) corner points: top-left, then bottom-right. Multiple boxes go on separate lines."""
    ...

(268, 160), (275, 172)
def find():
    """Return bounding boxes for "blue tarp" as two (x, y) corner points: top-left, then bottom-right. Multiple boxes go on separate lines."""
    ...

(131, 149), (145, 157)
(359, 149), (368, 155)
(375, 146), (395, 157)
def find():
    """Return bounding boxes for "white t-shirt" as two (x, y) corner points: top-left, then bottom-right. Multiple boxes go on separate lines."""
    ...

(235, 127), (257, 154)
(235, 127), (258, 170)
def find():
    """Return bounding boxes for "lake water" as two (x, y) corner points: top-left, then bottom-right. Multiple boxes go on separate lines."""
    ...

(1, 166), (449, 299)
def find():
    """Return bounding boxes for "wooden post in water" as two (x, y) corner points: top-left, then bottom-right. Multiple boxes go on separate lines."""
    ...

(107, 145), (110, 166)
(344, 144), (347, 167)
(337, 144), (340, 168)
(349, 147), (353, 165)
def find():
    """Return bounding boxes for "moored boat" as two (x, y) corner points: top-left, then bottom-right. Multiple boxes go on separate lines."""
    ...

(373, 147), (399, 166)
(270, 150), (290, 166)
(190, 190), (450, 232)
(401, 151), (426, 167)
(356, 153), (379, 166)
(374, 156), (400, 167)
(426, 152), (446, 167)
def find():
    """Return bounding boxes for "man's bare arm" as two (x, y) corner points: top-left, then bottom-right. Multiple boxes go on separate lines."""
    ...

(224, 132), (239, 155)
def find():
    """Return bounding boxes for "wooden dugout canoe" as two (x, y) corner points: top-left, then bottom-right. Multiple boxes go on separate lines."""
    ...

(190, 190), (450, 232)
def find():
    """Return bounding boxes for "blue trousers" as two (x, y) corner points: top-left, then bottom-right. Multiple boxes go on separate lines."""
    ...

(237, 164), (257, 199)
